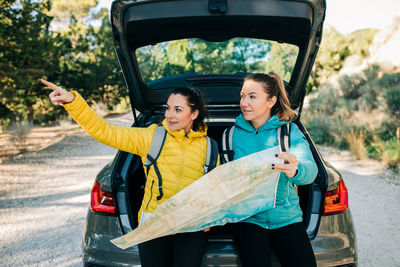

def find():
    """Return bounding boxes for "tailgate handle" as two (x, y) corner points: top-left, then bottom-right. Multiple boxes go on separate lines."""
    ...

(208, 0), (228, 14)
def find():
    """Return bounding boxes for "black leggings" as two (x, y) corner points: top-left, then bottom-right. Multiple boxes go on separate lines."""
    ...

(138, 231), (208, 267)
(232, 222), (316, 267)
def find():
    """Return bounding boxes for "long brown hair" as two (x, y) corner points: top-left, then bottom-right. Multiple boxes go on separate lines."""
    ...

(244, 72), (294, 121)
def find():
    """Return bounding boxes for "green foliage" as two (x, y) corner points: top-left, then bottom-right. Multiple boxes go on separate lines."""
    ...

(383, 85), (400, 117)
(367, 135), (400, 170)
(57, 8), (126, 109)
(307, 27), (378, 92)
(136, 38), (274, 83)
(0, 0), (64, 127)
(339, 74), (366, 100)
(0, 1), (126, 130)
(376, 120), (400, 141)
(307, 85), (340, 115)
(48, 0), (98, 26)
(264, 43), (298, 81)
(304, 69), (400, 169)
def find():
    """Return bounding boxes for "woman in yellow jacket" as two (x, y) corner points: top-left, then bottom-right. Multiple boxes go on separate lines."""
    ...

(42, 79), (215, 267)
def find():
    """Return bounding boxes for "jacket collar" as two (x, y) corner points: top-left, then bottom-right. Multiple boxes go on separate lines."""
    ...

(235, 114), (288, 132)
(162, 119), (207, 138)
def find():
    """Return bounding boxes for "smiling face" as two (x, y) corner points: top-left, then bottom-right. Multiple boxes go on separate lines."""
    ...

(165, 93), (199, 134)
(240, 79), (277, 129)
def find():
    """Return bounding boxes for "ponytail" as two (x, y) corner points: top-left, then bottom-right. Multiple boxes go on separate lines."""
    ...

(244, 72), (294, 122)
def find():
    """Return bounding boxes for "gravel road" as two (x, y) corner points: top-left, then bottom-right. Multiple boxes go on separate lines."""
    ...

(0, 114), (399, 267)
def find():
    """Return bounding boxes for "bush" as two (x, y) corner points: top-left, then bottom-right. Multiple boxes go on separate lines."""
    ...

(345, 130), (366, 160)
(307, 85), (340, 116)
(304, 115), (334, 145)
(304, 115), (349, 148)
(359, 73), (400, 113)
(383, 85), (400, 117)
(363, 64), (380, 81)
(367, 134), (400, 170)
(303, 69), (400, 169)
(376, 120), (400, 141)
(7, 121), (34, 153)
(339, 73), (366, 100)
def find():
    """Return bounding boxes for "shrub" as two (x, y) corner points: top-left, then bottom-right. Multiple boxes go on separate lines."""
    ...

(304, 115), (350, 148)
(303, 115), (335, 145)
(363, 64), (380, 81)
(345, 130), (366, 160)
(383, 85), (400, 117)
(376, 120), (400, 141)
(7, 121), (33, 153)
(339, 74), (366, 100)
(307, 85), (340, 116)
(368, 133), (400, 170)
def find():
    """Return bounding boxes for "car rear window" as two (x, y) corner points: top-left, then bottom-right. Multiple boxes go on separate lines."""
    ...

(135, 38), (299, 84)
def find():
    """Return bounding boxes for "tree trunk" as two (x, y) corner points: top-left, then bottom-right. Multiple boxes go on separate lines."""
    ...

(27, 105), (34, 124)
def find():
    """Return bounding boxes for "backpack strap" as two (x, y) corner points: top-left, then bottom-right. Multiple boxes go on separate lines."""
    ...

(144, 126), (167, 201)
(277, 123), (291, 153)
(144, 126), (219, 201)
(277, 123), (298, 192)
(221, 125), (235, 163)
(204, 136), (219, 173)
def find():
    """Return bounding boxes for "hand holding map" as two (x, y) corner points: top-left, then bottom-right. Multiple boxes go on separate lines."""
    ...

(111, 146), (282, 249)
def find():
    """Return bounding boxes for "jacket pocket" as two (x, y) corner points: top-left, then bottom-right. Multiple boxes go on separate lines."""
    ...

(275, 179), (291, 207)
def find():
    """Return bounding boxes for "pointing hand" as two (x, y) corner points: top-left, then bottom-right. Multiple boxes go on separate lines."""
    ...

(41, 79), (75, 106)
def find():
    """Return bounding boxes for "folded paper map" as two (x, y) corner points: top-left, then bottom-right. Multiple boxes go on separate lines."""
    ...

(111, 146), (282, 249)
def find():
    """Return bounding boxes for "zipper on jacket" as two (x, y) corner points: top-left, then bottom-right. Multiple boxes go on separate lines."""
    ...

(177, 140), (185, 192)
(146, 180), (155, 210)
(255, 130), (260, 150)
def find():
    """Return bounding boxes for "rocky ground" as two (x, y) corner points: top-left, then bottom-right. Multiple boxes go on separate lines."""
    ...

(0, 113), (399, 266)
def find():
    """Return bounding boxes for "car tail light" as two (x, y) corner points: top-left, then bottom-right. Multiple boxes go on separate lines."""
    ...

(91, 180), (116, 215)
(323, 179), (348, 215)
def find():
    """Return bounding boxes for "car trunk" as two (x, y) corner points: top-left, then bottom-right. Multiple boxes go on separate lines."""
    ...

(109, 0), (327, 255)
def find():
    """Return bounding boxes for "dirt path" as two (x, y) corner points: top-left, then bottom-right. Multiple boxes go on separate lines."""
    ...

(0, 116), (399, 266)
(0, 114), (133, 267)
(318, 147), (400, 267)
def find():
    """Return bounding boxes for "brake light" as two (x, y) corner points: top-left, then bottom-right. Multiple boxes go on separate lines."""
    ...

(323, 179), (348, 215)
(90, 181), (116, 215)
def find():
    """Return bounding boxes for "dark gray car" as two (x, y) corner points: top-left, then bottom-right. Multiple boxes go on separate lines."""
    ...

(82, 0), (357, 266)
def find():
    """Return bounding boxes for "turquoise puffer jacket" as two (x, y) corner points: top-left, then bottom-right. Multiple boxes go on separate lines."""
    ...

(232, 114), (318, 229)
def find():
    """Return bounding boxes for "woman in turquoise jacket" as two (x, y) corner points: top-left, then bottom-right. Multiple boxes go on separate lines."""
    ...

(230, 72), (318, 267)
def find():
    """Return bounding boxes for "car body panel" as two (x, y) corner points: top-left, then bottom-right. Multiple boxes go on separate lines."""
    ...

(83, 208), (356, 266)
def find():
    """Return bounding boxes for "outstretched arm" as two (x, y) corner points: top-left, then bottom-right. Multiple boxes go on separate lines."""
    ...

(41, 79), (154, 157)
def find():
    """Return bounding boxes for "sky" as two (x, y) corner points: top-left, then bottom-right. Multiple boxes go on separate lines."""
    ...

(324, 0), (400, 34)
(98, 0), (400, 34)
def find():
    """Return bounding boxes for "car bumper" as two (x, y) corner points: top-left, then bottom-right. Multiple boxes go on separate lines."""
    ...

(82, 210), (357, 267)
(313, 210), (358, 266)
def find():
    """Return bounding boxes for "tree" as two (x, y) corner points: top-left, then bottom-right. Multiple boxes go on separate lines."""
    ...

(0, 0), (64, 126)
(52, 7), (126, 110)
(47, 0), (98, 27)
(308, 26), (378, 92)
(264, 42), (298, 82)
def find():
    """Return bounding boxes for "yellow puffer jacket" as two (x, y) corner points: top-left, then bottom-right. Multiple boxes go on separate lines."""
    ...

(64, 91), (212, 223)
